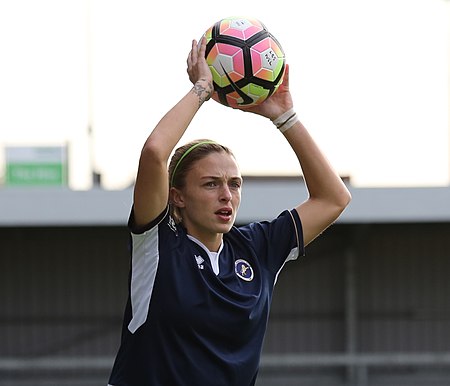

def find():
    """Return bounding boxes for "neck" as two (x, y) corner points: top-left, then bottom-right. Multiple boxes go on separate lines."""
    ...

(187, 232), (223, 252)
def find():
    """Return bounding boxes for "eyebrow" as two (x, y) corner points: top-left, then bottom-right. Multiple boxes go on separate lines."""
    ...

(201, 176), (243, 182)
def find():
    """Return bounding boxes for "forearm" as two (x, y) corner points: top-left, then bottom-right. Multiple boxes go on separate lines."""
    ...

(281, 119), (351, 245)
(283, 120), (350, 205)
(144, 34), (213, 160)
(144, 79), (212, 160)
(132, 79), (212, 227)
(133, 37), (213, 227)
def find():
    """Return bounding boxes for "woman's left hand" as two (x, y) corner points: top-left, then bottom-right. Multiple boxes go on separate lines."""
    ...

(236, 63), (294, 121)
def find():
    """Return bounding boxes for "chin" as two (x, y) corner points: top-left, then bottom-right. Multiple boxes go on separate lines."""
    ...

(217, 223), (234, 234)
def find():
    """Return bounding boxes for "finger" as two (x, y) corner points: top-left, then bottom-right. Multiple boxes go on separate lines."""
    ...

(198, 35), (207, 57)
(191, 39), (198, 63)
(187, 42), (195, 65)
(187, 40), (196, 65)
(282, 63), (290, 89)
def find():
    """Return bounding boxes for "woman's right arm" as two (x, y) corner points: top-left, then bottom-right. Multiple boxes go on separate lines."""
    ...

(133, 38), (213, 228)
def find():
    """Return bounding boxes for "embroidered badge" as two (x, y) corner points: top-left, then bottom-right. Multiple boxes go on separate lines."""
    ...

(235, 259), (254, 281)
(195, 255), (205, 270)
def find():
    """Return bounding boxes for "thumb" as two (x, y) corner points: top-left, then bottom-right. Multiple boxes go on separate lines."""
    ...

(281, 63), (290, 90)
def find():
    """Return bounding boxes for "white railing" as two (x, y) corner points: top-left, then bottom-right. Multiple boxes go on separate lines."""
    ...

(2, 352), (450, 386)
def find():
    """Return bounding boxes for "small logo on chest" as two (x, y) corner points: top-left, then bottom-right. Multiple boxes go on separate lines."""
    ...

(235, 259), (254, 281)
(195, 255), (205, 270)
(167, 216), (178, 235)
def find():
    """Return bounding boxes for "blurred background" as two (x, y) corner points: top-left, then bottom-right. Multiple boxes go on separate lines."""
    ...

(0, 0), (449, 385)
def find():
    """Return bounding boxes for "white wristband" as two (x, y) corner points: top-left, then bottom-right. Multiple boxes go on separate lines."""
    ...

(272, 108), (298, 133)
(272, 108), (294, 127)
(278, 114), (299, 133)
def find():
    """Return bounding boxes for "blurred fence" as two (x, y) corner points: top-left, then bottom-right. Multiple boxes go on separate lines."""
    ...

(1, 222), (450, 385)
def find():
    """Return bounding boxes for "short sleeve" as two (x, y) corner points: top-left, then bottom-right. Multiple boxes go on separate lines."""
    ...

(235, 209), (304, 274)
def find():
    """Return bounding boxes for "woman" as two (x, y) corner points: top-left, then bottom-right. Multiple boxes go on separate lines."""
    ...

(108, 37), (351, 386)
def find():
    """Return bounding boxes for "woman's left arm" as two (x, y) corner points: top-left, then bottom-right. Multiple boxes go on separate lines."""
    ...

(282, 119), (351, 246)
(238, 64), (351, 246)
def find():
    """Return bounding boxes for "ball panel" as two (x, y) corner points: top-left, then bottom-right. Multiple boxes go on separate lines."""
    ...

(206, 43), (246, 88)
(219, 17), (264, 40)
(245, 83), (270, 101)
(251, 38), (284, 75)
(203, 26), (214, 41)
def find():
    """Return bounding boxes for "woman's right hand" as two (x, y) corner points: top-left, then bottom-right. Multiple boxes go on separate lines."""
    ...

(187, 37), (213, 89)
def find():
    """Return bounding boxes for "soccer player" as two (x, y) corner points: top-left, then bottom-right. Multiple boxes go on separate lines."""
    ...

(107, 37), (351, 386)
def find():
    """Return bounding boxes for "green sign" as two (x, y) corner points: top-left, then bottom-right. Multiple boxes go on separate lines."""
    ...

(5, 146), (68, 186)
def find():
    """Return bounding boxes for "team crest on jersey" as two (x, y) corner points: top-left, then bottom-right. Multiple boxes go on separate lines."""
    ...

(235, 259), (254, 282)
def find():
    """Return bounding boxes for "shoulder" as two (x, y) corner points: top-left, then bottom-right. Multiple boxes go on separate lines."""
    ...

(128, 206), (181, 237)
(228, 208), (304, 256)
(233, 209), (302, 237)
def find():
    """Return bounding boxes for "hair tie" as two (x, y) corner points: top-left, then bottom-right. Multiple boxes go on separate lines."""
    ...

(170, 140), (217, 187)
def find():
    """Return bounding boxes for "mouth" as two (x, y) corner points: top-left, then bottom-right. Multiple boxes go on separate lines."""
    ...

(215, 208), (233, 221)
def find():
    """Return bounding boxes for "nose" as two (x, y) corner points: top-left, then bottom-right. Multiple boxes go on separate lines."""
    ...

(220, 184), (232, 202)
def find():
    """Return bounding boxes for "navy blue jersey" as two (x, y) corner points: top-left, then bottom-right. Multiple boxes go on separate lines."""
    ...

(108, 207), (304, 386)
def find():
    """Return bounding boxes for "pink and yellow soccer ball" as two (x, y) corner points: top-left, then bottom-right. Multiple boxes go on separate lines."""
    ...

(203, 17), (286, 108)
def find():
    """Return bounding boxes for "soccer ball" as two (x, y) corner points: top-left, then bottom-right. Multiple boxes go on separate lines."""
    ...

(203, 17), (285, 108)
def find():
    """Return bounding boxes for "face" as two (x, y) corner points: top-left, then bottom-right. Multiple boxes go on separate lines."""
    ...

(171, 151), (242, 249)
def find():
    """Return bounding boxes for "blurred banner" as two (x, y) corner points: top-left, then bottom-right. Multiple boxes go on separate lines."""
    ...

(5, 146), (68, 186)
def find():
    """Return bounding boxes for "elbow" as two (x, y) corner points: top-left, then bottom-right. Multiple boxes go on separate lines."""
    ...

(334, 186), (352, 217)
(340, 187), (352, 209)
(322, 185), (352, 223)
(140, 137), (168, 165)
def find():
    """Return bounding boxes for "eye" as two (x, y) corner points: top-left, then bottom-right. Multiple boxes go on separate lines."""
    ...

(230, 181), (241, 189)
(205, 181), (217, 187)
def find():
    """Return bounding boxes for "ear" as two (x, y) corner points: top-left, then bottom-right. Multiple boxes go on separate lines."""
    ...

(169, 187), (186, 209)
